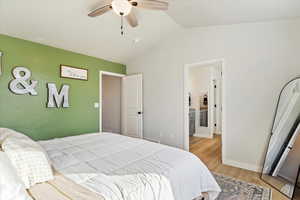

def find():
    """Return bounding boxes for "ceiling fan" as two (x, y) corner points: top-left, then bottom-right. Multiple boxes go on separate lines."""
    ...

(88, 0), (169, 35)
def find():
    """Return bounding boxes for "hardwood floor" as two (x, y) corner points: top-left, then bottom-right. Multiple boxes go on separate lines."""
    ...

(189, 135), (289, 200)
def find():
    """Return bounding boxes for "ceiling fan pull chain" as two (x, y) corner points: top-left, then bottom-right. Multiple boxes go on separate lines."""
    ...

(121, 15), (124, 36)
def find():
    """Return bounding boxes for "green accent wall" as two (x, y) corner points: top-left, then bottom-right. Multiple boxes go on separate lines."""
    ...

(0, 34), (126, 140)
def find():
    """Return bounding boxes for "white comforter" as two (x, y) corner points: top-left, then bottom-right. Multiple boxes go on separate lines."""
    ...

(39, 133), (220, 200)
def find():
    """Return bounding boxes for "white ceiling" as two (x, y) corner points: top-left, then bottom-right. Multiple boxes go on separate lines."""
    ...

(1, 0), (300, 64)
(167, 0), (300, 27)
(0, 0), (178, 64)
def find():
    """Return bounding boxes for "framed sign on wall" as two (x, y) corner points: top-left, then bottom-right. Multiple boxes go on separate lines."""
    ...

(60, 65), (88, 81)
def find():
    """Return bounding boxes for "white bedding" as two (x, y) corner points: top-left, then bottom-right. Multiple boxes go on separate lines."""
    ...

(39, 133), (220, 200)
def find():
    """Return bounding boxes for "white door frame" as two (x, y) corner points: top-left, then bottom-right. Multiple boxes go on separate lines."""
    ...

(183, 59), (226, 160)
(99, 71), (125, 132)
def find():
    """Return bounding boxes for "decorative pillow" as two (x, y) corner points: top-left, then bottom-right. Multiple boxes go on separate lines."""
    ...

(2, 133), (54, 188)
(0, 128), (27, 145)
(0, 151), (32, 200)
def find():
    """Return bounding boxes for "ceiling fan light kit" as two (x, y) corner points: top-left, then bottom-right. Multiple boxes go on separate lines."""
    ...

(112, 0), (132, 16)
(88, 0), (169, 35)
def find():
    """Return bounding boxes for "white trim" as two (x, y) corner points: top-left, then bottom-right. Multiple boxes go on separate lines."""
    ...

(99, 71), (125, 133)
(183, 59), (226, 162)
(101, 71), (125, 77)
(143, 137), (160, 143)
(223, 158), (263, 172)
(193, 134), (213, 139)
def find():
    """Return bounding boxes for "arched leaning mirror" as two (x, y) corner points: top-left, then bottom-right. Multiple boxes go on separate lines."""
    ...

(261, 77), (300, 199)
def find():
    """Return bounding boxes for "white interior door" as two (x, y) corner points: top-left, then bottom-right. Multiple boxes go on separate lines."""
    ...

(122, 74), (143, 138)
(214, 73), (222, 134)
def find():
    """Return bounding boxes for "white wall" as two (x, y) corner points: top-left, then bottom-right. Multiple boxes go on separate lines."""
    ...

(127, 18), (300, 171)
(102, 75), (122, 133)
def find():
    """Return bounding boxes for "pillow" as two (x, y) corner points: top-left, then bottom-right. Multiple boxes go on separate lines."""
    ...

(0, 151), (32, 200)
(0, 128), (27, 145)
(2, 133), (54, 188)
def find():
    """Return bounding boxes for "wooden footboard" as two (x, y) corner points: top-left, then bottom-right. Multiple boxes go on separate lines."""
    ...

(28, 172), (105, 200)
(28, 171), (210, 200)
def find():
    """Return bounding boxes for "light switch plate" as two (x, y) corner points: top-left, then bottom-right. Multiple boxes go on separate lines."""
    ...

(0, 51), (2, 76)
(94, 102), (99, 108)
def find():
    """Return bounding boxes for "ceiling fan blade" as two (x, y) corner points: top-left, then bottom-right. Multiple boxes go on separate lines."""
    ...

(132, 0), (168, 10)
(88, 5), (112, 17)
(126, 11), (138, 27)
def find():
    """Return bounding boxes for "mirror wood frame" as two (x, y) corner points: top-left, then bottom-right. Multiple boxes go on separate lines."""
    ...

(292, 165), (300, 199)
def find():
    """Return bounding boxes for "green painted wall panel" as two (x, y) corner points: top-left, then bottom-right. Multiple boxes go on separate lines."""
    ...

(0, 34), (126, 140)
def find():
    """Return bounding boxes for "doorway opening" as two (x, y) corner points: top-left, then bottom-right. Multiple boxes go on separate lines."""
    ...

(99, 71), (144, 138)
(184, 59), (225, 167)
(101, 72), (124, 134)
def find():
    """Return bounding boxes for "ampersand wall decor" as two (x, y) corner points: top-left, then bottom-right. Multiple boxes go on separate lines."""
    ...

(9, 67), (38, 95)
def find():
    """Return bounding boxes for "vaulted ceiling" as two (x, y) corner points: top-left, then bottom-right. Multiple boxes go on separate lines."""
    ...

(167, 0), (300, 27)
(0, 0), (178, 64)
(1, 0), (300, 64)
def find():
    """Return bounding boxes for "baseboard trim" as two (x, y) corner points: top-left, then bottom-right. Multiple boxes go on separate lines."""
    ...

(223, 158), (263, 172)
(193, 134), (213, 139)
(143, 137), (160, 143)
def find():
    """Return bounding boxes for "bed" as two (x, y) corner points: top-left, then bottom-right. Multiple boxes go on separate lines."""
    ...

(36, 132), (220, 200)
(28, 170), (106, 200)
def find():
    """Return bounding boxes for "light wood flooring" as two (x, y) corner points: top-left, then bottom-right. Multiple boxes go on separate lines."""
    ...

(189, 135), (289, 200)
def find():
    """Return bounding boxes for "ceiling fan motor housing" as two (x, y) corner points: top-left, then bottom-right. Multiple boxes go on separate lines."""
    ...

(111, 0), (132, 16)
(88, 0), (169, 30)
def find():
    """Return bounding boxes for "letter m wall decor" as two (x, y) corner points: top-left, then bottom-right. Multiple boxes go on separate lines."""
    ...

(47, 83), (70, 108)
